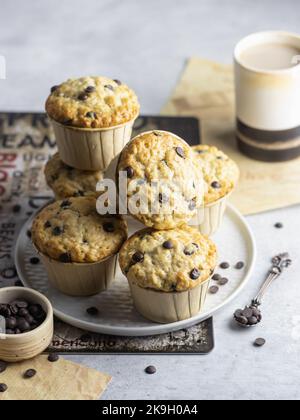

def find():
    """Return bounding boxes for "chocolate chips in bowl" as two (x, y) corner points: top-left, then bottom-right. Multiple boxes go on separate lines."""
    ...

(0, 287), (54, 362)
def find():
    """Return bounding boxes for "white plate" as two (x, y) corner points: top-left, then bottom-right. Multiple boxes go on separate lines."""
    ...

(15, 205), (256, 336)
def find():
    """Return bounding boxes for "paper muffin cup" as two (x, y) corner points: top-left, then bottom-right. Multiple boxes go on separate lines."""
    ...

(128, 277), (212, 324)
(37, 250), (118, 297)
(191, 191), (232, 237)
(49, 114), (138, 171)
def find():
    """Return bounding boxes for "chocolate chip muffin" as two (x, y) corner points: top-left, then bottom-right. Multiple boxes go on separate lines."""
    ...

(193, 145), (239, 205)
(119, 225), (217, 292)
(45, 153), (103, 200)
(46, 76), (140, 129)
(117, 131), (204, 230)
(32, 197), (128, 264)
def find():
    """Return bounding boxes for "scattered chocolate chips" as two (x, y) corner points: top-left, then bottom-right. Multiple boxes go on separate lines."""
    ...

(103, 222), (115, 233)
(0, 361), (7, 373)
(219, 277), (229, 286)
(24, 369), (36, 379)
(235, 261), (245, 270)
(220, 262), (230, 269)
(86, 307), (99, 316)
(85, 86), (96, 93)
(212, 273), (222, 281)
(0, 383), (8, 393)
(52, 226), (63, 236)
(48, 353), (59, 363)
(51, 85), (59, 93)
(211, 181), (221, 189)
(190, 268), (200, 280)
(209, 286), (219, 294)
(12, 204), (21, 213)
(162, 241), (173, 250)
(145, 365), (156, 375)
(44, 221), (51, 229)
(30, 257), (40, 265)
(113, 79), (122, 85)
(86, 111), (97, 119)
(275, 222), (283, 229)
(59, 253), (72, 263)
(184, 243), (198, 256)
(125, 166), (134, 178)
(132, 252), (144, 264)
(104, 84), (114, 91)
(78, 92), (89, 101)
(175, 147), (185, 159)
(254, 338), (266, 347)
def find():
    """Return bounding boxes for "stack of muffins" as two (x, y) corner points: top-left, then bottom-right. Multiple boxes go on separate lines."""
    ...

(31, 75), (239, 324)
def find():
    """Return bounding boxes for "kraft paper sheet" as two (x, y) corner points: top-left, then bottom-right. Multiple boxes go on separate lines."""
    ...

(162, 57), (300, 215)
(0, 355), (111, 400)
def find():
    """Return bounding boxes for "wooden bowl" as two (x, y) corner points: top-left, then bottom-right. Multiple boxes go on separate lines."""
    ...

(0, 287), (54, 362)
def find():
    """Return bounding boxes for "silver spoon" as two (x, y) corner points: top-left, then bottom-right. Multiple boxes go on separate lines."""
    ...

(234, 253), (292, 328)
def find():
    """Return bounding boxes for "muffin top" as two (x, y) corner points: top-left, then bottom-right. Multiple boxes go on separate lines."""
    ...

(117, 131), (204, 230)
(32, 197), (128, 263)
(193, 145), (239, 204)
(45, 76), (140, 129)
(119, 225), (217, 292)
(45, 153), (103, 200)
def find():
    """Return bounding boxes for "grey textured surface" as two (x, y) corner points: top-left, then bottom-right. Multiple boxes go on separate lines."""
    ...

(1, 0), (300, 401)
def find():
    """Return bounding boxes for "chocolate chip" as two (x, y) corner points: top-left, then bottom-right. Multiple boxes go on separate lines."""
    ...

(12, 204), (21, 213)
(235, 261), (245, 270)
(103, 222), (115, 233)
(145, 365), (156, 374)
(24, 369), (36, 379)
(220, 262), (230, 269)
(125, 166), (134, 178)
(51, 85), (59, 93)
(44, 221), (51, 229)
(30, 257), (40, 265)
(159, 193), (168, 204)
(78, 92), (89, 101)
(163, 241), (173, 250)
(184, 243), (199, 256)
(254, 338), (266, 347)
(52, 226), (63, 236)
(219, 277), (229, 286)
(0, 361), (7, 373)
(85, 86), (96, 93)
(48, 353), (59, 363)
(211, 181), (221, 189)
(190, 268), (200, 280)
(132, 252), (144, 264)
(113, 79), (122, 85)
(86, 111), (97, 119)
(0, 383), (8, 392)
(86, 307), (99, 316)
(60, 200), (71, 208)
(104, 84), (114, 91)
(209, 286), (219, 294)
(59, 252), (72, 263)
(175, 147), (185, 159)
(275, 222), (283, 229)
(212, 273), (222, 281)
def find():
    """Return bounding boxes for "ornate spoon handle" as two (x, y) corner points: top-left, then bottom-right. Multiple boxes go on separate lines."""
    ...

(252, 253), (292, 306)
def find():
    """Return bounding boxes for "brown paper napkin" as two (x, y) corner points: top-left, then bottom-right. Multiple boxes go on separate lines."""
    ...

(162, 57), (300, 215)
(0, 355), (111, 400)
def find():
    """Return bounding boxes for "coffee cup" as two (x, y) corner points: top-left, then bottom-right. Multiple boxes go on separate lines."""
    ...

(234, 31), (300, 162)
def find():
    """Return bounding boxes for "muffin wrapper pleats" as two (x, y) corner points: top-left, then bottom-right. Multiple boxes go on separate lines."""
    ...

(38, 252), (118, 297)
(191, 193), (231, 236)
(128, 278), (211, 324)
(50, 117), (137, 171)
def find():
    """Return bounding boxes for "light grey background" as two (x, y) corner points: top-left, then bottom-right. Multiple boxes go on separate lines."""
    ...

(1, 0), (300, 401)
